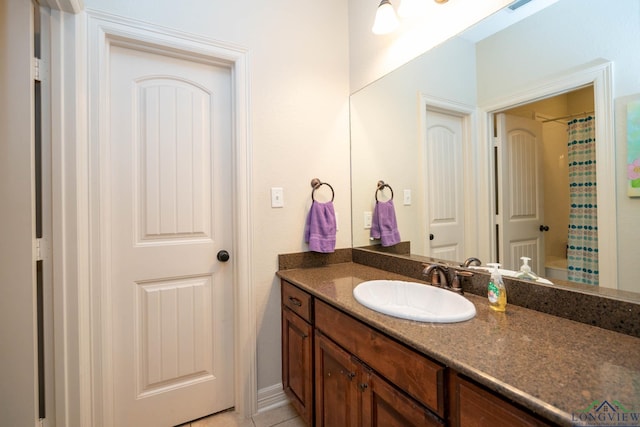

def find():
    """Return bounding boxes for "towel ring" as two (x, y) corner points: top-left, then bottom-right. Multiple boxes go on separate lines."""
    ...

(375, 180), (394, 202)
(311, 178), (335, 202)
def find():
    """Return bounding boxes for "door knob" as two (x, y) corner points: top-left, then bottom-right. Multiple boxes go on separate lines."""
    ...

(539, 225), (550, 232)
(217, 250), (230, 262)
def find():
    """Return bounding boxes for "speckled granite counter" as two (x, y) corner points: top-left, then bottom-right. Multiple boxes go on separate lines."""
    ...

(277, 262), (640, 427)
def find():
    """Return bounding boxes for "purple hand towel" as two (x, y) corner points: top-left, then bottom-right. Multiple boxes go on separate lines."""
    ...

(370, 200), (401, 247)
(304, 201), (336, 253)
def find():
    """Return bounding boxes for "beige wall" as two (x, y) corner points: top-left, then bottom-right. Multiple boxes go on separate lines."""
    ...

(542, 119), (571, 261)
(84, 0), (351, 393)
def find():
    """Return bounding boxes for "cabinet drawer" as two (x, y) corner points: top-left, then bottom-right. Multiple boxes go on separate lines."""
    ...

(282, 280), (313, 323)
(315, 299), (445, 418)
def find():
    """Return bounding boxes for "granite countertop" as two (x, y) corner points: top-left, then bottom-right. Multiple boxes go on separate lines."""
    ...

(277, 262), (640, 427)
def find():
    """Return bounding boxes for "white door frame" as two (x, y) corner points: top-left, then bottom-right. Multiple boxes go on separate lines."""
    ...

(419, 94), (478, 259)
(0, 1), (39, 425)
(52, 11), (255, 426)
(477, 61), (617, 288)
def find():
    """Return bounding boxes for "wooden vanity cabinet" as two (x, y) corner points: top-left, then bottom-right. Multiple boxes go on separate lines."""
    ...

(281, 280), (444, 427)
(281, 282), (314, 426)
(281, 279), (555, 427)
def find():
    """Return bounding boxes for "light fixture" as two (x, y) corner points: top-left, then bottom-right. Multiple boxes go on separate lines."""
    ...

(372, 0), (399, 35)
(373, 0), (449, 35)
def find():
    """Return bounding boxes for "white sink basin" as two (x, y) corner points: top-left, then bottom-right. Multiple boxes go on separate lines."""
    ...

(353, 280), (476, 323)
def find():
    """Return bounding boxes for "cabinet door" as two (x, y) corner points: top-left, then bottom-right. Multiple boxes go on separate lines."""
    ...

(282, 306), (313, 425)
(362, 370), (445, 427)
(315, 332), (360, 427)
(450, 374), (552, 427)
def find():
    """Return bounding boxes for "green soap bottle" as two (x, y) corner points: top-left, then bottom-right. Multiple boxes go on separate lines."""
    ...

(486, 263), (507, 312)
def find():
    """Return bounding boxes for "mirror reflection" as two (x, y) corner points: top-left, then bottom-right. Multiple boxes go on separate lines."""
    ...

(350, 0), (640, 292)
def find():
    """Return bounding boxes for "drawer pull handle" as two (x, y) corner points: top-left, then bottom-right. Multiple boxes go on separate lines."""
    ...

(288, 296), (302, 307)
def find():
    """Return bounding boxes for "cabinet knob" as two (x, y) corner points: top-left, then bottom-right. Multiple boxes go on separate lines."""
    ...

(359, 383), (368, 391)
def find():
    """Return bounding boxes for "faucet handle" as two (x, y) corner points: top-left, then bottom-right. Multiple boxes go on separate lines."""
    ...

(451, 270), (474, 294)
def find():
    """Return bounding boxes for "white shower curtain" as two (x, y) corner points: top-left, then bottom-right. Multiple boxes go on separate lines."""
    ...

(566, 116), (598, 285)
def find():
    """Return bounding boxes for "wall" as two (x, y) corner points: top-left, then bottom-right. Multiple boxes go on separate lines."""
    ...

(347, 0), (511, 92)
(476, 0), (640, 291)
(542, 119), (570, 260)
(83, 0), (351, 398)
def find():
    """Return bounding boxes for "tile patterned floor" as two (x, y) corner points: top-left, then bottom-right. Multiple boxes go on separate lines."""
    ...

(178, 403), (305, 427)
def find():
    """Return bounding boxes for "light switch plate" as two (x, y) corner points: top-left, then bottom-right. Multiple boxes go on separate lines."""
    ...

(271, 187), (284, 208)
(403, 189), (412, 206)
(364, 211), (372, 229)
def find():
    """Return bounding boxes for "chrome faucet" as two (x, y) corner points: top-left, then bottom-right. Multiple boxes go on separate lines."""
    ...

(422, 264), (450, 289)
(461, 257), (481, 268)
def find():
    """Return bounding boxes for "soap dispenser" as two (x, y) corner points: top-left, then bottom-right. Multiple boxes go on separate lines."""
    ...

(516, 256), (539, 281)
(486, 263), (507, 312)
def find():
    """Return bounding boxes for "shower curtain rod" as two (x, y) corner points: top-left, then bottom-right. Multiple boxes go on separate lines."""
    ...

(541, 110), (595, 123)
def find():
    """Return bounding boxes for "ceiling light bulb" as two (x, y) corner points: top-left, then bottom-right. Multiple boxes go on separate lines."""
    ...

(398, 0), (428, 19)
(372, 0), (399, 35)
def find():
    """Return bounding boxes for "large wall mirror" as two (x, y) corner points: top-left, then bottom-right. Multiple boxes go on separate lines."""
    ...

(350, 0), (640, 293)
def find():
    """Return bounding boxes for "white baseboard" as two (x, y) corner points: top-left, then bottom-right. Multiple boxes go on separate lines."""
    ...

(257, 383), (290, 413)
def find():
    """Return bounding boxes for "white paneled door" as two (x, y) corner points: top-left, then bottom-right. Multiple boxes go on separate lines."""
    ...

(425, 110), (465, 261)
(496, 113), (544, 273)
(109, 44), (234, 426)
